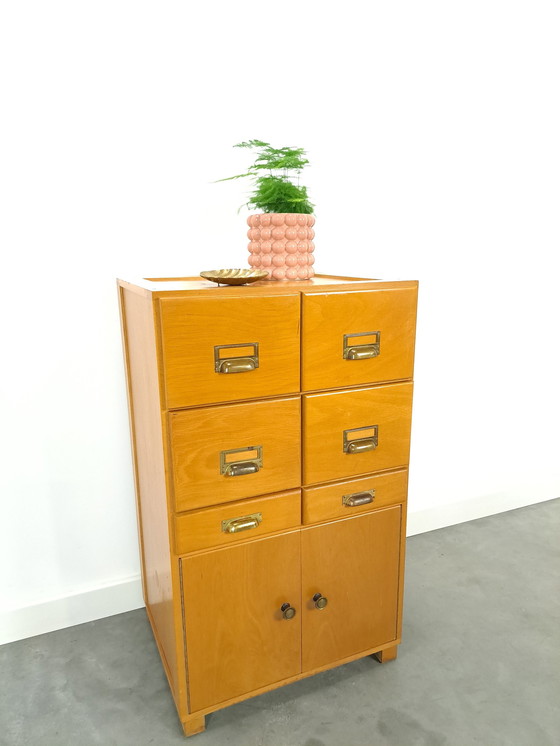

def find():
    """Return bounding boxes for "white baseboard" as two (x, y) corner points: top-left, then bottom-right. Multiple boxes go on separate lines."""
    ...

(0, 574), (144, 646)
(1, 493), (558, 646)
(407, 491), (558, 536)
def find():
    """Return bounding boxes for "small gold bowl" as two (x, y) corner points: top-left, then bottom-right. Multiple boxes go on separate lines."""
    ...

(200, 269), (269, 286)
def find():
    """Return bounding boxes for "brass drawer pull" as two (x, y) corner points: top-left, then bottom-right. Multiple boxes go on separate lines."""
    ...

(280, 602), (296, 620)
(215, 343), (259, 373)
(346, 439), (376, 454)
(225, 462), (259, 476)
(220, 446), (263, 476)
(218, 358), (256, 374)
(343, 331), (380, 360)
(343, 425), (379, 454)
(312, 593), (328, 610)
(222, 512), (262, 534)
(343, 490), (375, 507)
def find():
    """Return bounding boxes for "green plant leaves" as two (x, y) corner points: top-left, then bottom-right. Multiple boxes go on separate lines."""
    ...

(249, 176), (314, 214)
(220, 140), (314, 214)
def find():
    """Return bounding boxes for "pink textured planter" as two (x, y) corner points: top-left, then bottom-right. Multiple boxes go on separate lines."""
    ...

(247, 213), (315, 281)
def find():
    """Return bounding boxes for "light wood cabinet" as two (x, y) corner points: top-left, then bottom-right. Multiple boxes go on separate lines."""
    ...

(118, 274), (417, 737)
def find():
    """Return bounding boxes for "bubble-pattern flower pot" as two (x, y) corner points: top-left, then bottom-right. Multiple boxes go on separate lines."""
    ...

(247, 213), (315, 281)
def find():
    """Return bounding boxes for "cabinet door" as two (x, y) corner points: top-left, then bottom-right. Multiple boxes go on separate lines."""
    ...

(301, 507), (402, 671)
(181, 532), (301, 712)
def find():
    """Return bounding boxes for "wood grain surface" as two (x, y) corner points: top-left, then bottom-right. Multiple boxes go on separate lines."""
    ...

(174, 489), (301, 554)
(119, 287), (180, 700)
(301, 507), (402, 671)
(303, 469), (408, 525)
(159, 294), (300, 408)
(169, 396), (301, 511)
(303, 383), (413, 485)
(302, 286), (418, 391)
(181, 531), (302, 712)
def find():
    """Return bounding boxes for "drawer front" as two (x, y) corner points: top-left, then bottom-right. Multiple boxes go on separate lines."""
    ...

(175, 489), (301, 554)
(303, 383), (413, 485)
(303, 469), (407, 525)
(160, 294), (300, 408)
(169, 396), (301, 511)
(302, 287), (417, 391)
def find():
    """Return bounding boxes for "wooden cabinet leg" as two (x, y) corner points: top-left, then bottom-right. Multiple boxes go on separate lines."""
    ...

(374, 645), (398, 663)
(182, 714), (206, 737)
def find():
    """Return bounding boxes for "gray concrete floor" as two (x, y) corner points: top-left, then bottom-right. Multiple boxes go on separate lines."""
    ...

(1, 499), (559, 746)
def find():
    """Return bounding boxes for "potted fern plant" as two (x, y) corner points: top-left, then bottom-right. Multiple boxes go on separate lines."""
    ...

(218, 140), (316, 280)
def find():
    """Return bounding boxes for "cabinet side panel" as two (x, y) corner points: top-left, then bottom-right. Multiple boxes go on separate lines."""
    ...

(120, 287), (178, 694)
(396, 472), (409, 639)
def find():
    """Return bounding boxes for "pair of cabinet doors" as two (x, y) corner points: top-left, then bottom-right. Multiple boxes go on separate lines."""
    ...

(181, 505), (402, 712)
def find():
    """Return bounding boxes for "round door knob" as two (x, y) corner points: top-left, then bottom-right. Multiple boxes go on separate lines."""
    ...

(280, 602), (296, 620)
(313, 593), (328, 610)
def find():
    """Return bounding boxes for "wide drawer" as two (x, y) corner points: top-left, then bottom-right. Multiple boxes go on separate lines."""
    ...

(301, 286), (417, 391)
(174, 489), (301, 554)
(302, 469), (407, 524)
(169, 396), (301, 511)
(159, 294), (300, 408)
(303, 383), (413, 485)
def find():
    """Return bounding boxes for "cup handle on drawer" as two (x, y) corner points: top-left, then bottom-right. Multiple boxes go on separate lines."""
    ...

(346, 438), (377, 454)
(222, 512), (262, 533)
(342, 490), (375, 507)
(215, 343), (259, 373)
(224, 461), (260, 477)
(343, 332), (380, 360)
(220, 446), (263, 476)
(343, 426), (379, 454)
(217, 358), (256, 374)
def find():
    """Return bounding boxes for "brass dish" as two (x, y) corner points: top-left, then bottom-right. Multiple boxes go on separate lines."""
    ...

(200, 269), (269, 285)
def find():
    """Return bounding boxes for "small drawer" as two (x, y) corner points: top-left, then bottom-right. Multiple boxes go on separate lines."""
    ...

(303, 469), (407, 525)
(303, 382), (413, 485)
(159, 294), (300, 408)
(174, 489), (301, 554)
(169, 396), (301, 512)
(301, 286), (417, 391)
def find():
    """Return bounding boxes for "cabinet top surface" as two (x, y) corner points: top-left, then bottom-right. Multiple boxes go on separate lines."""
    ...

(118, 274), (418, 298)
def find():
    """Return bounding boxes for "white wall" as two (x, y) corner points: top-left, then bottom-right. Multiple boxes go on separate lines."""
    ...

(1, 1), (559, 644)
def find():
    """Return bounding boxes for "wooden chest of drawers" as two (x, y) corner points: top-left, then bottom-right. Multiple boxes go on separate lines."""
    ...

(118, 273), (418, 737)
